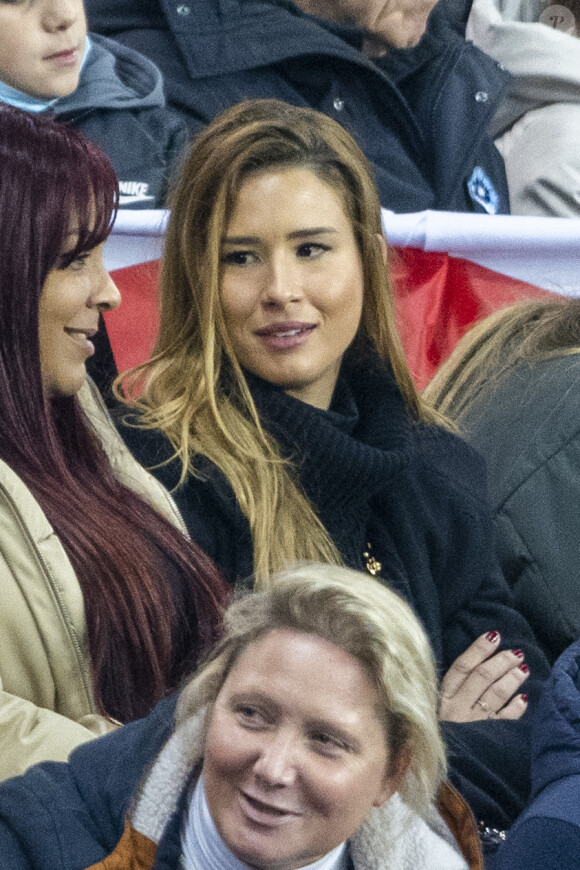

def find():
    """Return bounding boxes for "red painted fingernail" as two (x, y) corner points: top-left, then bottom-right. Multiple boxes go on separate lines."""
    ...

(512, 648), (524, 658)
(519, 664), (530, 673)
(520, 695), (528, 703)
(486, 631), (499, 642)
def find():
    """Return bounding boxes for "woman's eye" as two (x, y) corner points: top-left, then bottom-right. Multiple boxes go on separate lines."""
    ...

(221, 250), (258, 266)
(235, 705), (267, 727)
(311, 732), (345, 754)
(239, 705), (257, 718)
(69, 254), (90, 271)
(58, 252), (89, 271)
(296, 242), (330, 259)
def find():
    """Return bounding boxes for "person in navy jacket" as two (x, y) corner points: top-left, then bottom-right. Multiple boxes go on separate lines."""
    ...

(490, 638), (580, 869)
(85, 0), (511, 214)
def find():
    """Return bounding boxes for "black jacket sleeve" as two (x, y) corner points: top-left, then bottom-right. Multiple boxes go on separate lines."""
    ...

(423, 435), (550, 830)
(117, 420), (254, 587)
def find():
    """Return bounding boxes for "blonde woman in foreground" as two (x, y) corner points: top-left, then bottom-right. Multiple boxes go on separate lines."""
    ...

(0, 564), (484, 869)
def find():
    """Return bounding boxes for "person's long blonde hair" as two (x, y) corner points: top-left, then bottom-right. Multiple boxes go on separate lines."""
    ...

(424, 297), (580, 420)
(118, 99), (443, 587)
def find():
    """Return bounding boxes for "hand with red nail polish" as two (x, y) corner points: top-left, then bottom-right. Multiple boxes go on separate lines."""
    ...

(440, 631), (531, 722)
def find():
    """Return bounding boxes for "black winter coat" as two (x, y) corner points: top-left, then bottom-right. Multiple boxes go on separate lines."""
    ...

(118, 358), (550, 834)
(456, 354), (580, 665)
(85, 0), (510, 214)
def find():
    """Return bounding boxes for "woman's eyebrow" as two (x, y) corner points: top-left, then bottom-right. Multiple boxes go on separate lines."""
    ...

(223, 228), (338, 245)
(227, 689), (280, 710)
(287, 227), (338, 239)
(225, 690), (283, 719)
(307, 718), (362, 751)
(222, 235), (260, 245)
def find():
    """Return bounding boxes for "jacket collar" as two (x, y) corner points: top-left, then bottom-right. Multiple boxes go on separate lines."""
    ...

(155, 0), (396, 81)
(56, 33), (165, 115)
(91, 711), (481, 870)
(79, 379), (188, 535)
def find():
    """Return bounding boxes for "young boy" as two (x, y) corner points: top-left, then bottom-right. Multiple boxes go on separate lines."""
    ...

(0, 0), (187, 208)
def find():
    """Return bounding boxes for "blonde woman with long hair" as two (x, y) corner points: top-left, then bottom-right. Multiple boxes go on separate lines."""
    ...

(116, 99), (548, 840)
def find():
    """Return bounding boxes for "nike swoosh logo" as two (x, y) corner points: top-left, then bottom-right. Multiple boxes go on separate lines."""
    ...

(119, 193), (156, 205)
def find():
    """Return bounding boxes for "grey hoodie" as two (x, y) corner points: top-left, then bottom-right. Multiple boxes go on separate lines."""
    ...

(56, 33), (188, 207)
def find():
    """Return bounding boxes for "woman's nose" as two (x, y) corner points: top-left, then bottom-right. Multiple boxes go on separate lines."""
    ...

(253, 732), (297, 787)
(93, 273), (121, 313)
(261, 259), (303, 306)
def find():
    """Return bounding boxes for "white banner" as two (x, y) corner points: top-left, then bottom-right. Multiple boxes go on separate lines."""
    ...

(105, 209), (580, 296)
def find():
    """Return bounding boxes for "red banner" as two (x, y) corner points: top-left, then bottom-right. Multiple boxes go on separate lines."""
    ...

(105, 248), (551, 390)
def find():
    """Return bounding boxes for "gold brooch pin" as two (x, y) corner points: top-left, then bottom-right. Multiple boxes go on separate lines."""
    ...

(363, 542), (382, 576)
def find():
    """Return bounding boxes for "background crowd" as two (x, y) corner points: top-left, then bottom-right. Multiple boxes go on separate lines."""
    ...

(0, 1), (579, 869)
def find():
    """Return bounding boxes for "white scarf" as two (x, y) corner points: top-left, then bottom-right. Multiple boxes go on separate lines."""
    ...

(179, 776), (348, 870)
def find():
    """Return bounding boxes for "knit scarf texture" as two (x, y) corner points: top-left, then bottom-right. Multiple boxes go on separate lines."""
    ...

(246, 352), (414, 571)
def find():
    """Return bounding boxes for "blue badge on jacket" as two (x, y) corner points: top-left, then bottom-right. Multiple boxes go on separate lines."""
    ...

(467, 167), (500, 215)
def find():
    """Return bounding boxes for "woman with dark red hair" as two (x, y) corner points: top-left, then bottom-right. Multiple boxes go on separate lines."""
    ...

(0, 104), (228, 781)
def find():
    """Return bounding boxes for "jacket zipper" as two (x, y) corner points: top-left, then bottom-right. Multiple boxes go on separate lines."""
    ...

(0, 478), (97, 714)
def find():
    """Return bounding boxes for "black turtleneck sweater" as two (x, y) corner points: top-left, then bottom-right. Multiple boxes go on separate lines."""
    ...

(118, 359), (549, 834)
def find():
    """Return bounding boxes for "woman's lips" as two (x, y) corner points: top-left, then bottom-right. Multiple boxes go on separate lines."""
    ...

(239, 790), (300, 826)
(255, 322), (316, 350)
(64, 327), (96, 356)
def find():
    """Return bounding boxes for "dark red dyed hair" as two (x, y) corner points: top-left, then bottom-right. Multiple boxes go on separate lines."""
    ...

(0, 105), (227, 722)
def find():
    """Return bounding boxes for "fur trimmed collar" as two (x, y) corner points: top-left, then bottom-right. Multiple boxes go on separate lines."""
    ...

(119, 714), (480, 870)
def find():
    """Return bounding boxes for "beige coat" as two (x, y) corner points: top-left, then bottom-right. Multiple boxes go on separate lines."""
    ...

(0, 381), (187, 781)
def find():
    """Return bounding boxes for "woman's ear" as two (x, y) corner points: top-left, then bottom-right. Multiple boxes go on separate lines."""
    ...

(373, 741), (413, 807)
(376, 233), (388, 267)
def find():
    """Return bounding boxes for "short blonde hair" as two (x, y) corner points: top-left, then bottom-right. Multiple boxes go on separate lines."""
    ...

(176, 562), (446, 816)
